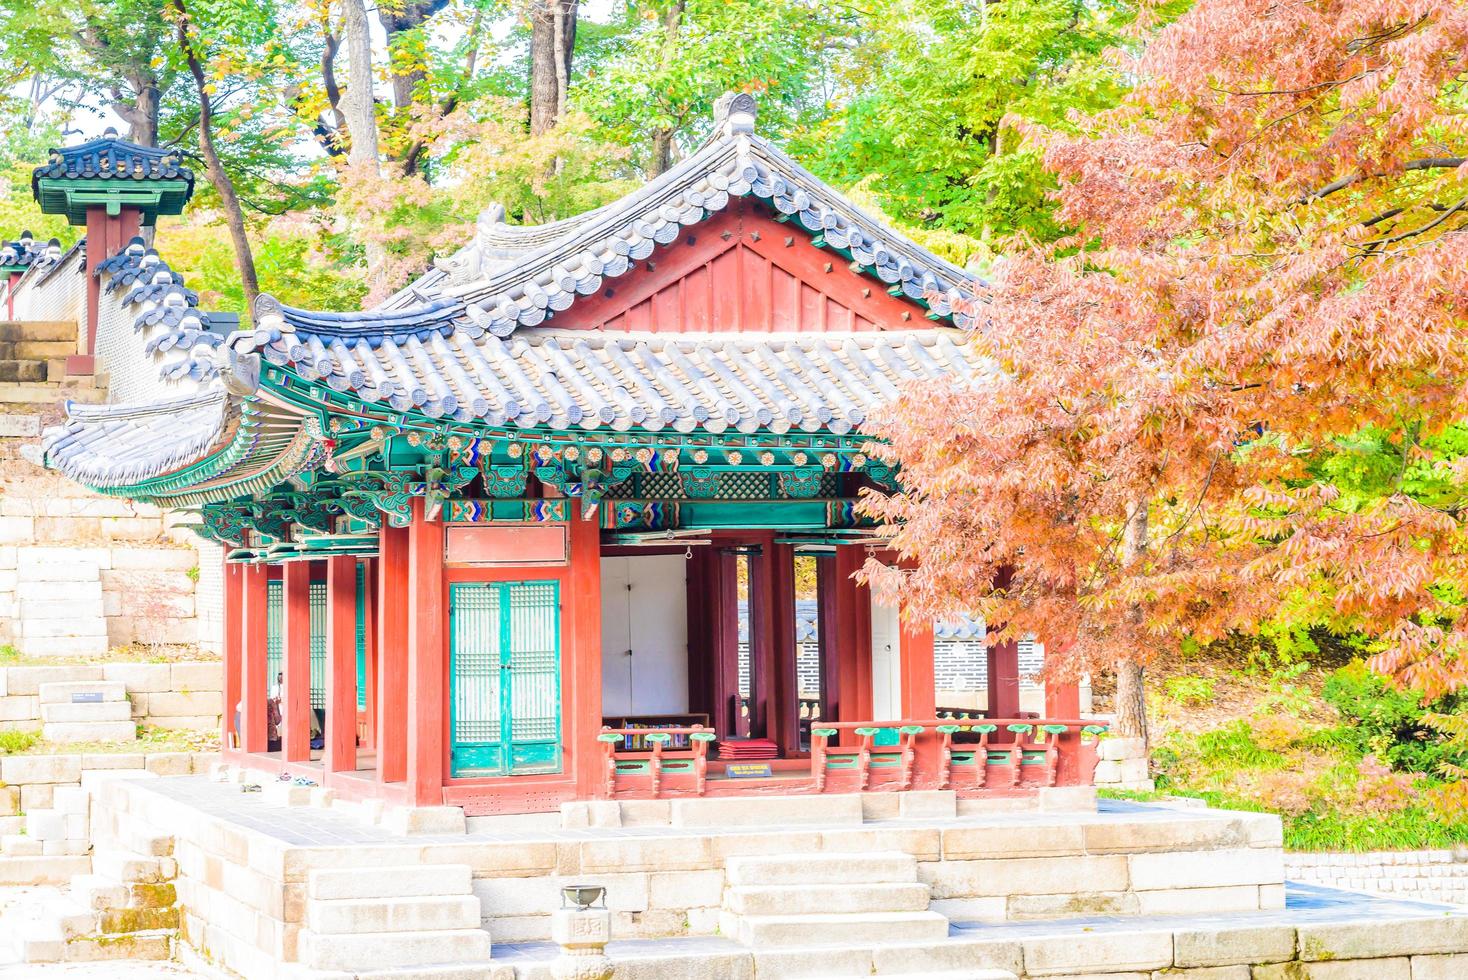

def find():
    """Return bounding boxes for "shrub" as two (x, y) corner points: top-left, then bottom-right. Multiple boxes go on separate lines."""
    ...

(1321, 660), (1467, 774)
(0, 730), (40, 754)
(1165, 676), (1216, 706)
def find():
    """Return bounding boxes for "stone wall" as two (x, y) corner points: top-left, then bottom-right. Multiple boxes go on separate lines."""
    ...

(1288, 850), (1468, 907)
(0, 661), (223, 733)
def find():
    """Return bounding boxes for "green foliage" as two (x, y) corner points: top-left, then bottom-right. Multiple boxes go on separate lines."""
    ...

(1321, 660), (1468, 775)
(185, 231), (368, 316)
(0, 644), (20, 665)
(1164, 675), (1215, 706)
(0, 730), (40, 754)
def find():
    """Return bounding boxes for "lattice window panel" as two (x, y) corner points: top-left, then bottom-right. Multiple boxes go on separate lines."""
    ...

(507, 582), (559, 743)
(451, 584), (503, 746)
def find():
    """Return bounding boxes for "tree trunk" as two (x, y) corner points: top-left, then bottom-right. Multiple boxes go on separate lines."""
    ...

(529, 0), (578, 136)
(172, 0), (259, 317)
(646, 2), (684, 177)
(1112, 500), (1150, 744)
(117, 82), (161, 147)
(341, 0), (380, 168)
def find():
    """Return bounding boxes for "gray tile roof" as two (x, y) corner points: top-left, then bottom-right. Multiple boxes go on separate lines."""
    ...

(237, 316), (985, 435)
(0, 232), (64, 272)
(97, 236), (224, 383)
(31, 129), (194, 189)
(41, 389), (231, 488)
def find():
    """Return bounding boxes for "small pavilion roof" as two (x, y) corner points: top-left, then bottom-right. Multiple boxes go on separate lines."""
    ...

(42, 390), (232, 489)
(32, 129), (193, 190)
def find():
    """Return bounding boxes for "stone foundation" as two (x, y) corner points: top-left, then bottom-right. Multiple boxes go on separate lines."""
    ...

(0, 661), (222, 733)
(1288, 850), (1468, 907)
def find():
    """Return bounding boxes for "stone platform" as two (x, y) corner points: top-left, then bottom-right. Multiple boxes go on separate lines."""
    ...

(78, 774), (1295, 978)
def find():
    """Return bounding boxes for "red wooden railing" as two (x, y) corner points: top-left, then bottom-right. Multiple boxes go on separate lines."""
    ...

(597, 718), (1106, 800)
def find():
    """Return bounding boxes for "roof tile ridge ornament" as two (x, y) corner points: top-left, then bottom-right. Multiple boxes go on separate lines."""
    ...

(712, 91), (758, 138)
(434, 202), (508, 285)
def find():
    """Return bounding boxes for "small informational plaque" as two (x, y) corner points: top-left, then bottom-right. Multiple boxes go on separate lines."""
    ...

(71, 692), (104, 704)
(724, 763), (773, 778)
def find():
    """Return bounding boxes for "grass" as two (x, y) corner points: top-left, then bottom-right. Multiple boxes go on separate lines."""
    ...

(0, 643), (219, 667)
(0, 725), (218, 756)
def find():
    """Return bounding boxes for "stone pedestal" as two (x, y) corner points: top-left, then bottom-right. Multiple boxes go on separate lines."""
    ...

(550, 907), (612, 980)
(1091, 736), (1155, 791)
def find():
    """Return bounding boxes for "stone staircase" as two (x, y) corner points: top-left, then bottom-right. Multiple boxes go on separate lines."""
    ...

(39, 679), (137, 743)
(293, 863), (493, 978)
(0, 317), (205, 658)
(720, 851), (950, 947)
(1, 809), (176, 963)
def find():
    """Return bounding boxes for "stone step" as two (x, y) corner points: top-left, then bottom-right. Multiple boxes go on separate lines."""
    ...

(0, 321), (77, 342)
(0, 339), (75, 359)
(2, 834), (43, 856)
(0, 854), (91, 885)
(17, 636), (111, 657)
(827, 973), (1014, 980)
(0, 381), (105, 405)
(42, 720), (138, 743)
(725, 851), (918, 887)
(297, 927), (491, 972)
(725, 881), (932, 916)
(41, 700), (133, 723)
(92, 849), (173, 884)
(307, 895), (482, 935)
(284, 966), (497, 980)
(308, 864), (474, 901)
(0, 359), (47, 383)
(730, 910), (949, 947)
(38, 680), (128, 704)
(69, 873), (129, 911)
(61, 930), (172, 962)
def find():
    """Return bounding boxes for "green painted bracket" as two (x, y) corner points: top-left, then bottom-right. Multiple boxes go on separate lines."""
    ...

(898, 725), (925, 736)
(812, 728), (838, 738)
(935, 724), (962, 735)
(690, 732), (717, 742)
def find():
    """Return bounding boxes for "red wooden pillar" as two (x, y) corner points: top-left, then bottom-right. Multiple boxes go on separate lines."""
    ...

(222, 558), (242, 749)
(282, 561), (313, 763)
(324, 556), (357, 773)
(567, 512), (604, 797)
(76, 207), (140, 374)
(362, 559), (377, 751)
(767, 541), (800, 755)
(988, 639), (1022, 720)
(377, 524), (409, 784)
(405, 499), (446, 806)
(1045, 680), (1081, 718)
(241, 564), (269, 753)
(713, 548), (744, 737)
(898, 604), (937, 719)
(832, 545), (873, 724)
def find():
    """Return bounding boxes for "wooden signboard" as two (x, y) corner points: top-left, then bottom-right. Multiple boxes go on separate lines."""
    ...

(445, 524), (568, 567)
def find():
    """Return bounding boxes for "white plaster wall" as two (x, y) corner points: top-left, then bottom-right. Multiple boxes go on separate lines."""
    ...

(599, 555), (689, 716)
(10, 251), (85, 329)
(870, 601), (902, 720)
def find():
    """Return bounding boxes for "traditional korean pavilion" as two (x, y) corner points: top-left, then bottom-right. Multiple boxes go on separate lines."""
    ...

(38, 94), (1094, 814)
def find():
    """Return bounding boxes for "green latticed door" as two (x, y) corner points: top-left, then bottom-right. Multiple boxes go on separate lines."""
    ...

(450, 581), (561, 777)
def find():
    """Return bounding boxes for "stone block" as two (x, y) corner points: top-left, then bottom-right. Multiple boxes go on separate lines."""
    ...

(0, 516), (35, 543)
(726, 851), (914, 887)
(618, 799), (672, 826)
(728, 881), (930, 916)
(2, 834), (43, 855)
(1099, 736), (1147, 761)
(921, 855), (1129, 899)
(579, 835), (712, 874)
(1136, 885), (1261, 915)
(732, 910), (948, 947)
(669, 793), (862, 827)
(1255, 960), (1411, 980)
(310, 864), (473, 901)
(21, 782), (55, 810)
(943, 822), (1086, 860)
(308, 895), (482, 935)
(1008, 891), (1139, 919)
(1129, 847), (1283, 891)
(1037, 785), (1098, 811)
(81, 753), (146, 770)
(2, 753), (82, 784)
(1084, 815), (1257, 853)
(1021, 929), (1174, 975)
(820, 826), (942, 861)
(25, 810), (67, 840)
(37, 680), (126, 704)
(262, 783), (313, 807)
(100, 663), (173, 693)
(418, 840), (558, 878)
(0, 785), (18, 817)
(898, 790), (957, 818)
(41, 700), (132, 723)
(4, 666), (101, 696)
(111, 549), (198, 570)
(1299, 917), (1468, 960)
(21, 635), (109, 657)
(0, 854), (90, 884)
(872, 937), (1024, 976)
(169, 661), (222, 692)
(0, 414), (40, 437)
(750, 947), (873, 978)
(1174, 924), (1296, 967)
(296, 927), (491, 972)
(380, 805), (466, 835)
(0, 694), (38, 722)
(43, 838), (89, 855)
(1412, 953), (1468, 979)
(42, 719), (137, 743)
(1260, 883), (1286, 909)
(143, 752), (193, 776)
(930, 896), (1009, 922)
(16, 545), (111, 572)
(648, 869), (724, 909)
(49, 785), (89, 815)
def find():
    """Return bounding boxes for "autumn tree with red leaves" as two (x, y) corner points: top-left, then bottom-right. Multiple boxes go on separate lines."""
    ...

(864, 0), (1468, 743)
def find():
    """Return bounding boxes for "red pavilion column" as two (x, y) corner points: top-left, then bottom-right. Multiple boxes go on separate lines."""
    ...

(240, 563), (269, 754)
(76, 206), (140, 374)
(767, 541), (800, 755)
(282, 562), (312, 763)
(831, 545), (873, 724)
(988, 639), (1022, 720)
(222, 558), (242, 750)
(567, 511), (604, 797)
(377, 524), (409, 784)
(405, 499), (446, 806)
(324, 556), (357, 773)
(898, 603), (936, 720)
